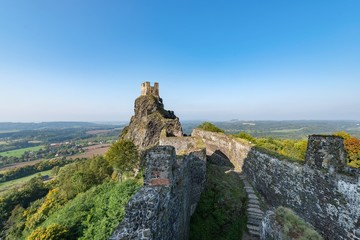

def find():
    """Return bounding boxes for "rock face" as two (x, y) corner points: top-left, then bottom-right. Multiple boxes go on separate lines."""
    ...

(305, 135), (347, 172)
(120, 82), (183, 150)
(110, 146), (206, 240)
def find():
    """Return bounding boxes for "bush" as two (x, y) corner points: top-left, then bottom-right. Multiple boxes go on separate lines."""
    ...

(27, 180), (141, 239)
(197, 122), (224, 133)
(28, 223), (69, 240)
(275, 207), (323, 240)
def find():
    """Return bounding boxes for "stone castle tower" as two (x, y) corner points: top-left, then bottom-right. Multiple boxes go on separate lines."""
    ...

(141, 82), (159, 97)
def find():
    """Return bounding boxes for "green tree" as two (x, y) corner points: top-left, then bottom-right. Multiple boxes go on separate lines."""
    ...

(105, 140), (139, 181)
(57, 156), (112, 198)
(197, 122), (224, 133)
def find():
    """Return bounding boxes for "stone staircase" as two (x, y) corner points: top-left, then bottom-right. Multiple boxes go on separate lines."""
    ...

(238, 173), (264, 239)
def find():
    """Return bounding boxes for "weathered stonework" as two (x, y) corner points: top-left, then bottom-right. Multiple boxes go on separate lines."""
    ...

(261, 210), (285, 240)
(141, 82), (159, 97)
(191, 129), (251, 171)
(120, 83), (183, 151)
(193, 130), (360, 239)
(305, 135), (347, 172)
(243, 149), (360, 240)
(110, 145), (206, 240)
(159, 134), (205, 155)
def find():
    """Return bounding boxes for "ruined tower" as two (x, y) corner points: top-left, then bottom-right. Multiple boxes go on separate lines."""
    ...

(141, 82), (159, 97)
(305, 135), (347, 173)
(119, 82), (183, 150)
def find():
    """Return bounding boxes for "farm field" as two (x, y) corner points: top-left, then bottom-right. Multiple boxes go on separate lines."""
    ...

(70, 144), (110, 159)
(0, 169), (54, 195)
(0, 145), (44, 157)
(0, 159), (45, 172)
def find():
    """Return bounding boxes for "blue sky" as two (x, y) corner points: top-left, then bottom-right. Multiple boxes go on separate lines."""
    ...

(0, 0), (359, 122)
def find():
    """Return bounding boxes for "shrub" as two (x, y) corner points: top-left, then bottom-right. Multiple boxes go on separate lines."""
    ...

(275, 207), (323, 240)
(197, 122), (224, 133)
(28, 223), (69, 240)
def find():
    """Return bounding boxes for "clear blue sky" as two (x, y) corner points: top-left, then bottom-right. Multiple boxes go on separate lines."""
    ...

(0, 0), (359, 122)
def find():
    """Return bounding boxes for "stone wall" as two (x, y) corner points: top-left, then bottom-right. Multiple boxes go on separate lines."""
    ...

(191, 129), (251, 171)
(159, 134), (205, 155)
(243, 149), (360, 240)
(305, 135), (347, 172)
(141, 82), (159, 97)
(193, 130), (360, 239)
(110, 145), (206, 240)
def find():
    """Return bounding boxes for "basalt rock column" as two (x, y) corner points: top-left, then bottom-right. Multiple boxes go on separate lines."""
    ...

(120, 82), (183, 151)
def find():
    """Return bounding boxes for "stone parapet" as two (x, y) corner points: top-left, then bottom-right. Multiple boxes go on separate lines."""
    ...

(110, 145), (206, 240)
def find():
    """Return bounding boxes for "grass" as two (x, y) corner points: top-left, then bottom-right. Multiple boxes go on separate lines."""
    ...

(275, 207), (323, 240)
(0, 145), (44, 157)
(0, 169), (54, 195)
(190, 163), (247, 240)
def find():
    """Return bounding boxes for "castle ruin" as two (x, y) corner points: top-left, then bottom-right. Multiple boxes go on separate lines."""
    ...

(305, 135), (347, 172)
(141, 82), (159, 97)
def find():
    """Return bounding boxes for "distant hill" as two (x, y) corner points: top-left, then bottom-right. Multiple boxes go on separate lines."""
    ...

(181, 120), (360, 139)
(0, 122), (123, 132)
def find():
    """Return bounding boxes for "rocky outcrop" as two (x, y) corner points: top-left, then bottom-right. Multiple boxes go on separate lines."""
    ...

(120, 94), (183, 151)
(110, 146), (206, 240)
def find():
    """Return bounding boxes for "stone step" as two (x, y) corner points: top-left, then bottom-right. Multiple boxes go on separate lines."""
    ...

(248, 213), (263, 220)
(247, 203), (260, 209)
(247, 207), (264, 214)
(246, 189), (255, 195)
(248, 217), (262, 226)
(238, 175), (246, 180)
(247, 224), (260, 232)
(248, 199), (260, 204)
(248, 193), (258, 199)
(248, 229), (260, 237)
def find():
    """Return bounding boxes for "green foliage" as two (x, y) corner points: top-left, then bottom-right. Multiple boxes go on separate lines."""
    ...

(234, 132), (256, 143)
(3, 205), (26, 239)
(0, 158), (78, 183)
(0, 176), (49, 237)
(235, 132), (307, 162)
(197, 122), (224, 133)
(28, 180), (141, 240)
(275, 207), (323, 240)
(190, 164), (247, 240)
(105, 140), (139, 180)
(333, 131), (351, 139)
(334, 132), (360, 168)
(28, 223), (69, 240)
(0, 146), (44, 158)
(56, 156), (112, 199)
(0, 169), (53, 195)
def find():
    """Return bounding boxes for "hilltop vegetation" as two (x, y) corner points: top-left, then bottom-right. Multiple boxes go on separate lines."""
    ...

(190, 163), (247, 239)
(0, 123), (122, 170)
(197, 122), (224, 133)
(199, 120), (360, 139)
(274, 207), (323, 240)
(0, 140), (141, 239)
